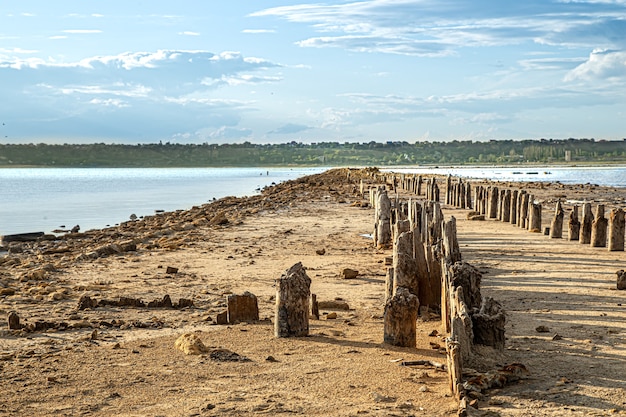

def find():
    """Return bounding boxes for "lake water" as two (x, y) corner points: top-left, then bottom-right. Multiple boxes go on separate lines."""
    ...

(385, 166), (626, 188)
(0, 167), (326, 236)
(2, 165), (625, 237)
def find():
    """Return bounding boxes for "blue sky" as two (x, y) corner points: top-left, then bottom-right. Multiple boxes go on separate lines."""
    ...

(1, 1), (625, 144)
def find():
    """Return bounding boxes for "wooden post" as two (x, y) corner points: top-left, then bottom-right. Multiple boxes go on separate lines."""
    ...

(580, 202), (594, 244)
(465, 183), (472, 209)
(529, 202), (542, 233)
(568, 205), (581, 241)
(376, 189), (392, 248)
(311, 294), (320, 320)
(383, 287), (419, 347)
(608, 208), (625, 251)
(227, 291), (259, 324)
(393, 231), (419, 296)
(414, 233), (435, 308)
(510, 190), (518, 225)
(7, 311), (21, 330)
(519, 193), (530, 228)
(443, 216), (462, 264)
(472, 297), (506, 350)
(590, 204), (608, 248)
(550, 201), (564, 238)
(502, 189), (511, 222)
(275, 262), (311, 338)
(446, 175), (452, 205)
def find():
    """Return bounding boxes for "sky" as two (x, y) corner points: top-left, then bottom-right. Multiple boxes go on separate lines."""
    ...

(1, 1), (625, 144)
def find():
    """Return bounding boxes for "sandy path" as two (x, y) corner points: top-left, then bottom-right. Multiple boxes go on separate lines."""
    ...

(2, 169), (626, 416)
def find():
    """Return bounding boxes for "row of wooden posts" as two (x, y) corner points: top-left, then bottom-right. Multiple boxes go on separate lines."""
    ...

(369, 173), (505, 400)
(446, 176), (626, 251)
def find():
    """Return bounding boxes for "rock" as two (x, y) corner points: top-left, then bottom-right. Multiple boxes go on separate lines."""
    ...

(71, 225), (80, 233)
(209, 348), (251, 362)
(7, 311), (21, 330)
(315, 248), (326, 255)
(617, 270), (626, 290)
(174, 333), (209, 355)
(77, 295), (98, 310)
(209, 212), (229, 226)
(536, 325), (550, 333)
(341, 268), (359, 279)
(165, 266), (179, 274)
(372, 392), (396, 403)
(0, 288), (16, 296)
(265, 355), (279, 362)
(326, 312), (338, 319)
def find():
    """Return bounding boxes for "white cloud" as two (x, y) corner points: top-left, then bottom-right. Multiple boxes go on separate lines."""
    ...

(178, 31), (200, 36)
(253, 0), (626, 55)
(564, 49), (626, 82)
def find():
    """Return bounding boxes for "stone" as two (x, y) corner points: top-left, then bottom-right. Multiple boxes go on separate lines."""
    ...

(165, 266), (179, 274)
(317, 300), (350, 310)
(536, 325), (550, 333)
(341, 268), (359, 279)
(275, 262), (311, 338)
(174, 333), (209, 355)
(7, 311), (21, 330)
(326, 312), (338, 319)
(617, 270), (626, 290)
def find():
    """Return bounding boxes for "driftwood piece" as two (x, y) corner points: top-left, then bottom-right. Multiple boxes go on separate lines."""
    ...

(472, 297), (506, 350)
(227, 291), (259, 324)
(580, 202), (594, 244)
(275, 262), (311, 338)
(568, 205), (581, 241)
(550, 201), (564, 238)
(590, 204), (608, 248)
(608, 208), (625, 251)
(383, 287), (419, 347)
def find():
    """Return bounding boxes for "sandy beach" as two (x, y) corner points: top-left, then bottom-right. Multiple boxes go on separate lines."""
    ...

(1, 168), (625, 416)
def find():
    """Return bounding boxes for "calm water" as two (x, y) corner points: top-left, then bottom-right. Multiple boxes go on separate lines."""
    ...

(386, 166), (626, 188)
(2, 165), (625, 236)
(0, 167), (326, 235)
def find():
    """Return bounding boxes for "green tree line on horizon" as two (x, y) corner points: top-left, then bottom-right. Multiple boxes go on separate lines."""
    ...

(1, 138), (625, 167)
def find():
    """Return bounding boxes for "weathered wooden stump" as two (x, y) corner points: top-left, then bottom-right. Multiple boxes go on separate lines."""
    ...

(376, 189), (392, 248)
(590, 205), (608, 248)
(449, 262), (482, 310)
(502, 189), (511, 222)
(383, 287), (419, 347)
(311, 294), (320, 320)
(580, 202), (594, 244)
(550, 201), (564, 238)
(443, 217), (461, 264)
(519, 192), (530, 228)
(608, 208), (625, 251)
(227, 291), (259, 324)
(413, 234), (435, 308)
(510, 190), (518, 225)
(568, 205), (581, 241)
(529, 203), (542, 233)
(385, 267), (394, 304)
(472, 297), (506, 350)
(393, 231), (418, 296)
(488, 187), (499, 219)
(451, 287), (473, 364)
(275, 262), (311, 338)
